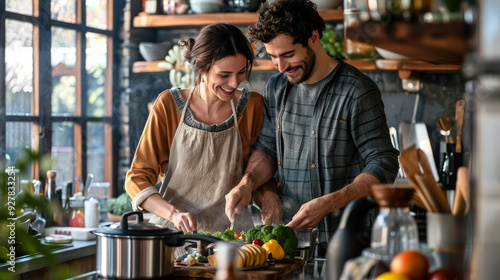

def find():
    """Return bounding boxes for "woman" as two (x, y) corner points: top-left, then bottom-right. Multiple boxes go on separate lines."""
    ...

(125, 23), (264, 234)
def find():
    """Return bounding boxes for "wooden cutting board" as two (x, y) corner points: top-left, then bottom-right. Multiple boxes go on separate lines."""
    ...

(172, 258), (304, 279)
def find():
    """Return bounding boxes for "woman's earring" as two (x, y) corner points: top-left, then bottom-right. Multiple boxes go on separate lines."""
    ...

(202, 77), (205, 83)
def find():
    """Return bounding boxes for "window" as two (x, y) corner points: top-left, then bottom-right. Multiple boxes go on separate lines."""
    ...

(1, 1), (118, 192)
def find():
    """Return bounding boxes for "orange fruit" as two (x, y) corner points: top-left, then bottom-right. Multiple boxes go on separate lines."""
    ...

(390, 250), (429, 280)
(376, 272), (410, 280)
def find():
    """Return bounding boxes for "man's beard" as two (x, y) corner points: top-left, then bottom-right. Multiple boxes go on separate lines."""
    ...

(286, 45), (316, 84)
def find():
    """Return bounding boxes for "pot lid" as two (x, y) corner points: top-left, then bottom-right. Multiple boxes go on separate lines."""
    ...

(93, 211), (181, 237)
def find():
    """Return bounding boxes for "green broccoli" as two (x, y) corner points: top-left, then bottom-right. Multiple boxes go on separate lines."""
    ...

(213, 231), (222, 239)
(271, 224), (285, 235)
(246, 225), (265, 241)
(271, 224), (298, 259)
(260, 225), (273, 236)
(281, 237), (299, 259)
(262, 233), (277, 243)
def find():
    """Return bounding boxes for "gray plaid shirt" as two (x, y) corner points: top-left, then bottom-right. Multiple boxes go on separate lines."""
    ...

(254, 59), (399, 242)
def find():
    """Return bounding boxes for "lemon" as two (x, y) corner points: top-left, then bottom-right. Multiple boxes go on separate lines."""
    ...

(376, 272), (410, 280)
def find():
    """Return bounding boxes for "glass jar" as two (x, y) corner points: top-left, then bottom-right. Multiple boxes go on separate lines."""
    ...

(371, 207), (419, 257)
(70, 209), (85, 227)
(344, 0), (378, 61)
(363, 184), (419, 264)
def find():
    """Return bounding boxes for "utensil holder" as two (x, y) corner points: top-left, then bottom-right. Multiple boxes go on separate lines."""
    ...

(427, 213), (466, 274)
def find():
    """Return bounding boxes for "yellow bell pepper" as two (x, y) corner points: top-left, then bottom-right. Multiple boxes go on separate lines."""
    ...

(262, 239), (285, 260)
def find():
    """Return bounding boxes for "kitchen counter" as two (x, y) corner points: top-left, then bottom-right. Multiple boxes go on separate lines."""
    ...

(66, 258), (327, 280)
(0, 240), (96, 278)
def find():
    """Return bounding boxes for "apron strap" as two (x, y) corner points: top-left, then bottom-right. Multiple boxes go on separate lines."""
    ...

(230, 99), (238, 129)
(180, 87), (196, 124)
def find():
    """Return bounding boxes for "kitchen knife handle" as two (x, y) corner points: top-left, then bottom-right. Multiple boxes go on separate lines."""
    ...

(455, 99), (465, 153)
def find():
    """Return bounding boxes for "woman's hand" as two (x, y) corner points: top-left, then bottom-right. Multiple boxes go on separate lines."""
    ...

(170, 208), (197, 233)
(140, 194), (197, 233)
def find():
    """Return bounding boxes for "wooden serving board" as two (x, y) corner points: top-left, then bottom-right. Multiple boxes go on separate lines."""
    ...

(172, 258), (304, 279)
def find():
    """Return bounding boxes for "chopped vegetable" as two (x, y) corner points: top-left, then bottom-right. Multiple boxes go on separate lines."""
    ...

(186, 255), (196, 266)
(220, 228), (240, 241)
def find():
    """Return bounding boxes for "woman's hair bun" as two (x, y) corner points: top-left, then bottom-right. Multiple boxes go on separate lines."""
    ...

(179, 38), (195, 61)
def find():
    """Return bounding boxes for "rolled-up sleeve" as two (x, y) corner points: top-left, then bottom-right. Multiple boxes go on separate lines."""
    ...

(350, 87), (399, 183)
(125, 91), (177, 210)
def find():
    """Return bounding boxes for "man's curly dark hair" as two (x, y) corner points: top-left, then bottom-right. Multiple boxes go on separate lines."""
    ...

(248, 0), (326, 46)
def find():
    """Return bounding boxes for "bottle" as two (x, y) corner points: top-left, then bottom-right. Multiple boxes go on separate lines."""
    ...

(84, 197), (99, 228)
(43, 170), (66, 227)
(215, 242), (239, 280)
(344, 0), (378, 61)
(63, 182), (72, 225)
(45, 170), (57, 202)
(31, 183), (47, 236)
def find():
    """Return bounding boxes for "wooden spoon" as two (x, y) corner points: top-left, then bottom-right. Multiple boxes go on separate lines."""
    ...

(399, 145), (436, 212)
(416, 148), (452, 214)
(437, 117), (454, 143)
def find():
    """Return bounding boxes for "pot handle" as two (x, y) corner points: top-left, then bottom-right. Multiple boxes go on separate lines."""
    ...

(121, 211), (143, 230)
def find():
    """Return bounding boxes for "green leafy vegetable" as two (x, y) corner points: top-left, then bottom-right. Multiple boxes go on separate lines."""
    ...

(107, 192), (133, 215)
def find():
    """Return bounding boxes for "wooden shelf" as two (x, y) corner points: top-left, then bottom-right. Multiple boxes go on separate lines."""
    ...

(133, 59), (460, 74)
(132, 59), (278, 73)
(346, 21), (470, 65)
(133, 10), (343, 28)
(374, 60), (461, 72)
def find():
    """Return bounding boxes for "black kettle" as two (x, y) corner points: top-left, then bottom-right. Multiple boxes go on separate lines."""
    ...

(324, 197), (378, 279)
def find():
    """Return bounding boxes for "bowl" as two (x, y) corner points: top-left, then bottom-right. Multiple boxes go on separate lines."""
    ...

(139, 41), (172, 62)
(376, 47), (412, 60)
(227, 0), (263, 12)
(190, 0), (224, 14)
(311, 0), (342, 10)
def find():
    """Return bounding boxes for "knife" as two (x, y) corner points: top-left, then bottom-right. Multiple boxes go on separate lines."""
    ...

(230, 213), (236, 231)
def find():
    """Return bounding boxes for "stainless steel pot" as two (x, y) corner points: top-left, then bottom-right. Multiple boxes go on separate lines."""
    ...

(92, 211), (221, 279)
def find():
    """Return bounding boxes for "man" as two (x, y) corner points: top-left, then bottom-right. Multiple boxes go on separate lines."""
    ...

(225, 0), (399, 243)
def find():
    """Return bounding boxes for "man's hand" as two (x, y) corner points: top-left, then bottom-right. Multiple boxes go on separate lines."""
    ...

(171, 209), (197, 233)
(225, 183), (253, 222)
(286, 196), (331, 231)
(260, 188), (283, 225)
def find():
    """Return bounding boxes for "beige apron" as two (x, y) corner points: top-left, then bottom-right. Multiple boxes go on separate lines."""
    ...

(149, 88), (254, 234)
